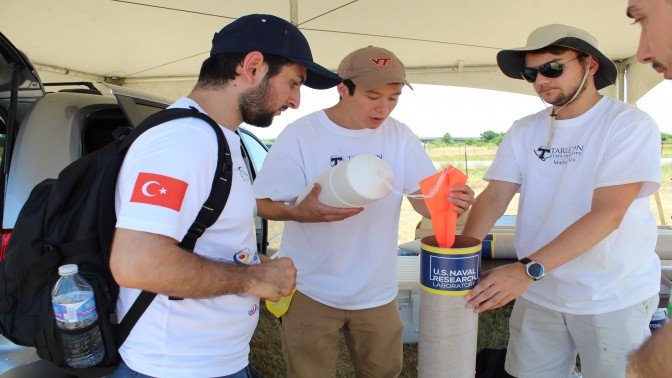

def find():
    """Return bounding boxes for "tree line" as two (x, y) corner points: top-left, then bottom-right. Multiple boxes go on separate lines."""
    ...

(435, 131), (672, 147)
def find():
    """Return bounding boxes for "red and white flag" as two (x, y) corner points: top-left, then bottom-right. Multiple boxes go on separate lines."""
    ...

(130, 172), (188, 212)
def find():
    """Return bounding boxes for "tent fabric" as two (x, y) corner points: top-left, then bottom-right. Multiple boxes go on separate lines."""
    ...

(0, 0), (662, 103)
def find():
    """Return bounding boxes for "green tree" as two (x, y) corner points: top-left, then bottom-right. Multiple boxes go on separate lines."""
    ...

(465, 138), (477, 146)
(662, 132), (672, 144)
(480, 130), (504, 143)
(491, 134), (504, 146)
(442, 132), (454, 144)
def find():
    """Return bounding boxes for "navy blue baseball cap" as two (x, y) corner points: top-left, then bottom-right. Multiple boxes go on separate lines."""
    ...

(211, 14), (341, 90)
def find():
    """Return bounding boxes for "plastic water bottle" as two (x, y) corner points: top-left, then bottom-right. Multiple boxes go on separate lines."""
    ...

(51, 264), (105, 368)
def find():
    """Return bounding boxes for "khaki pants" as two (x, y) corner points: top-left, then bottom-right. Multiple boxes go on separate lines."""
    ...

(505, 295), (658, 378)
(281, 290), (403, 378)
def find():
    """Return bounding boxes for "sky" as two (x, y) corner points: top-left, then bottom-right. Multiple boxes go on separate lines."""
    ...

(249, 80), (672, 140)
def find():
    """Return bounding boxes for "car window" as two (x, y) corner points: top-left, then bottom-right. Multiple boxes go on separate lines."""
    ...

(238, 128), (267, 176)
(0, 36), (44, 101)
(114, 94), (166, 127)
(238, 128), (284, 257)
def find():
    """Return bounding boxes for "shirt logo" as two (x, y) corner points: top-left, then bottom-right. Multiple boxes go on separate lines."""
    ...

(130, 172), (188, 212)
(534, 147), (551, 161)
(330, 155), (343, 167)
(248, 304), (258, 316)
(238, 166), (250, 182)
(233, 248), (259, 265)
(533, 145), (584, 165)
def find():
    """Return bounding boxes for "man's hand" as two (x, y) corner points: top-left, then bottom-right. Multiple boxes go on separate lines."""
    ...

(450, 184), (475, 214)
(247, 257), (297, 302)
(294, 183), (364, 222)
(465, 263), (532, 313)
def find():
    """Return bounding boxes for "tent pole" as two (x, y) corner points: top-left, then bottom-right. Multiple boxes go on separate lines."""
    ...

(290, 0), (299, 25)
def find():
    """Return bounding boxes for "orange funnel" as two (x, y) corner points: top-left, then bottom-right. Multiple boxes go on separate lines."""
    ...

(419, 166), (467, 248)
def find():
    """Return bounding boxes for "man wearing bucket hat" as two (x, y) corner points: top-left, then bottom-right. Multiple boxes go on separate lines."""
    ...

(107, 14), (341, 378)
(253, 46), (474, 377)
(461, 24), (661, 377)
(625, 1), (672, 377)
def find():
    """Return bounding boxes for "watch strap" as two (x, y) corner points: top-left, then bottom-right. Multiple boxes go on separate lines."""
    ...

(518, 257), (532, 265)
(517, 257), (544, 281)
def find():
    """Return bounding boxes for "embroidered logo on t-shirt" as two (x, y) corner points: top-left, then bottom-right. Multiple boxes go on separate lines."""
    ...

(130, 172), (188, 212)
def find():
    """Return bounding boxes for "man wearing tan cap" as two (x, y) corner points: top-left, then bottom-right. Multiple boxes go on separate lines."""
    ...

(253, 46), (473, 377)
(625, 1), (672, 377)
(461, 24), (661, 377)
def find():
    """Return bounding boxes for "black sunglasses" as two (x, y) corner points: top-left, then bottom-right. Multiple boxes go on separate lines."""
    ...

(520, 54), (586, 83)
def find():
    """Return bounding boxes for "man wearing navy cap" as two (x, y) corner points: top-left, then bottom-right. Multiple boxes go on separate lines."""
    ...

(462, 24), (661, 378)
(107, 14), (339, 378)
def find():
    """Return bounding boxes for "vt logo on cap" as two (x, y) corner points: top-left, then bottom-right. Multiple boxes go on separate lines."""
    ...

(370, 58), (393, 67)
(338, 46), (413, 91)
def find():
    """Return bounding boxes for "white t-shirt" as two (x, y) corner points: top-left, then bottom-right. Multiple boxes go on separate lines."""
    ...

(253, 110), (436, 309)
(114, 98), (259, 377)
(486, 96), (661, 315)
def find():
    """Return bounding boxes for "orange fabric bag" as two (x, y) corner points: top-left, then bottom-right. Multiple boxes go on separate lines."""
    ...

(419, 165), (467, 248)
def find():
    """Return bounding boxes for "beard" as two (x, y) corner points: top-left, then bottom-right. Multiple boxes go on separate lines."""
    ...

(544, 64), (589, 107)
(239, 75), (277, 128)
(652, 61), (671, 80)
(547, 80), (588, 107)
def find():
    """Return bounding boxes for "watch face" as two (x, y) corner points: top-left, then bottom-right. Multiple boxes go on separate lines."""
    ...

(528, 262), (544, 278)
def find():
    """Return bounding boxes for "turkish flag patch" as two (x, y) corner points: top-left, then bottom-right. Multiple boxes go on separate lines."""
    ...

(130, 172), (189, 212)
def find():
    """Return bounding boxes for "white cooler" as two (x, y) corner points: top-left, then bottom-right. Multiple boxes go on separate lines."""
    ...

(397, 256), (421, 344)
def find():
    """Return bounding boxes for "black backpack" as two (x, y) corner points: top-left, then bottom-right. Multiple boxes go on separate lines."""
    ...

(0, 107), (233, 377)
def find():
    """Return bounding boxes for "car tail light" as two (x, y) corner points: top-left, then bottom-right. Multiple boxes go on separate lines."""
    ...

(0, 230), (11, 262)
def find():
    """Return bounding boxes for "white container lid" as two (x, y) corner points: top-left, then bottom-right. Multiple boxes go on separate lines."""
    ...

(328, 154), (393, 207)
(344, 154), (393, 200)
(58, 264), (79, 275)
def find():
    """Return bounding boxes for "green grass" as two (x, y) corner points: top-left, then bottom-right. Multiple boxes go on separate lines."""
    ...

(662, 144), (672, 158)
(423, 144), (499, 163)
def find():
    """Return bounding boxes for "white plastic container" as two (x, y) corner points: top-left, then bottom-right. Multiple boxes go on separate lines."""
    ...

(296, 154), (394, 208)
(398, 255), (421, 344)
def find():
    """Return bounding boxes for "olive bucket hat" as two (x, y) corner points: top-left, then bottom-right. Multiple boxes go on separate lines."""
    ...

(496, 24), (617, 90)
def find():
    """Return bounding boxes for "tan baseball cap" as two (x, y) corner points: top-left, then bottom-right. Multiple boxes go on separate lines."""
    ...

(337, 46), (412, 91)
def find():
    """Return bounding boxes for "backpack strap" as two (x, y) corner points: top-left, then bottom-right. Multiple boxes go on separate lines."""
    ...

(115, 107), (233, 346)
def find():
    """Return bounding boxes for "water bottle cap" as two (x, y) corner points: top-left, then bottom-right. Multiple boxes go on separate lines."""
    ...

(58, 264), (78, 275)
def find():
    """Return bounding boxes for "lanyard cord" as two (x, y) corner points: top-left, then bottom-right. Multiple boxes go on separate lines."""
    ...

(544, 57), (592, 148)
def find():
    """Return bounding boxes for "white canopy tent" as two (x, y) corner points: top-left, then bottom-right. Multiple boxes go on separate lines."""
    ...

(0, 0), (665, 105)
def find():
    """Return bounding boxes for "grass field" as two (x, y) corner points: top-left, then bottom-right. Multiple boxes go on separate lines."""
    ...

(250, 143), (672, 377)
